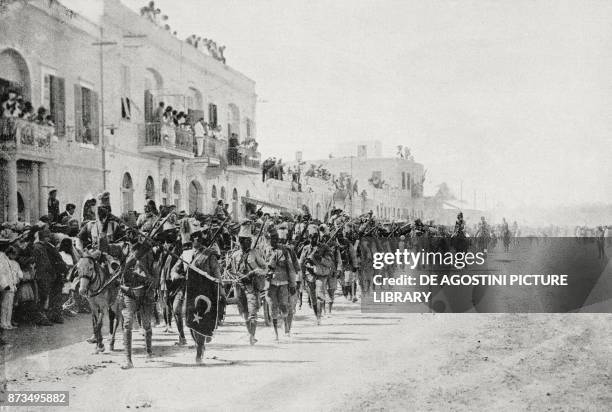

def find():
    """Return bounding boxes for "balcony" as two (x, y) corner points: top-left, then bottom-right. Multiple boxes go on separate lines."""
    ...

(138, 122), (195, 159)
(192, 136), (227, 167)
(227, 145), (261, 174)
(0, 118), (56, 161)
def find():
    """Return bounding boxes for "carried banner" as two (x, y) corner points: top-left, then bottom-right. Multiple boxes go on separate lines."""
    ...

(185, 260), (221, 337)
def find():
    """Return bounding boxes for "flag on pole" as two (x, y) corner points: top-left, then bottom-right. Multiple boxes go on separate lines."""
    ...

(185, 252), (221, 338)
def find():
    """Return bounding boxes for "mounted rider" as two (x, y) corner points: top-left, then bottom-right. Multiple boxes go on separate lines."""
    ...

(77, 192), (125, 260)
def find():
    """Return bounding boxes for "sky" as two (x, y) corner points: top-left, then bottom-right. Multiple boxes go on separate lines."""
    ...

(66, 0), (612, 210)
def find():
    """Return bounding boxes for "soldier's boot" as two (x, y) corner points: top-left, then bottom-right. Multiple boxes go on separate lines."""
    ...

(195, 343), (204, 364)
(145, 329), (154, 360)
(328, 301), (333, 314)
(285, 313), (292, 336)
(316, 300), (322, 325)
(121, 330), (133, 370)
(272, 319), (279, 341)
(249, 320), (258, 345)
(174, 314), (186, 345)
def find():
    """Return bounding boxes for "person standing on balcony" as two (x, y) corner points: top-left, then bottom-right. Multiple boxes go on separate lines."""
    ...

(154, 102), (165, 123)
(47, 190), (60, 223)
(1, 91), (17, 117)
(161, 106), (174, 145)
(194, 117), (206, 157)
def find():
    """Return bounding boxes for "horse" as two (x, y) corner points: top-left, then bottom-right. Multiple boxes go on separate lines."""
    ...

(73, 251), (125, 353)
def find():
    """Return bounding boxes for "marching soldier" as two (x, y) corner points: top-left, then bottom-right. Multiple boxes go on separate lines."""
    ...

(299, 231), (337, 325)
(278, 222), (302, 334)
(185, 228), (224, 364)
(230, 221), (268, 345)
(266, 228), (297, 340)
(120, 237), (156, 370)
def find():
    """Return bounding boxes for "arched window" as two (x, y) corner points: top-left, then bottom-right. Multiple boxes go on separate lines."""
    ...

(173, 180), (181, 210)
(121, 172), (134, 213)
(315, 203), (321, 220)
(145, 176), (155, 202)
(161, 178), (169, 205)
(0, 48), (31, 99)
(220, 187), (226, 201)
(231, 188), (239, 220)
(211, 185), (217, 199)
(186, 86), (203, 111)
(228, 103), (240, 139)
(144, 68), (163, 123)
(189, 180), (203, 213)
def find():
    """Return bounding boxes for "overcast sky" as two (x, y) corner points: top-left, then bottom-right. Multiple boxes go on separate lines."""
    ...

(68, 0), (612, 209)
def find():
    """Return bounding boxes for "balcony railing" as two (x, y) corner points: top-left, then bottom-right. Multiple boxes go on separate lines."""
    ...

(139, 122), (194, 158)
(0, 117), (55, 159)
(228, 145), (261, 170)
(194, 135), (227, 165)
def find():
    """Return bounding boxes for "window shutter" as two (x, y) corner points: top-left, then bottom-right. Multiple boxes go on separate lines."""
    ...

(208, 103), (217, 128)
(91, 90), (100, 145)
(144, 90), (154, 122)
(74, 85), (83, 142)
(51, 76), (66, 137)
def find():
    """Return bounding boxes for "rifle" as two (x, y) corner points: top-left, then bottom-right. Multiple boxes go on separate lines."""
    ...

(88, 211), (176, 297)
(235, 215), (268, 282)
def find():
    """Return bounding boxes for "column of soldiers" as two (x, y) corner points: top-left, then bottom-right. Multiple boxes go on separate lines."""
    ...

(21, 189), (435, 367)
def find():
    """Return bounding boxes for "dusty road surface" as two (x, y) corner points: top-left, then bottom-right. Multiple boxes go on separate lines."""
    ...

(1, 297), (612, 411)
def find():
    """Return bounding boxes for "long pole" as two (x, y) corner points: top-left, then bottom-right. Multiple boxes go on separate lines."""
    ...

(99, 27), (107, 191)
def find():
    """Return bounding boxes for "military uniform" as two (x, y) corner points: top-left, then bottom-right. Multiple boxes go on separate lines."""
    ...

(186, 246), (222, 362)
(266, 240), (297, 339)
(230, 245), (267, 344)
(120, 242), (156, 369)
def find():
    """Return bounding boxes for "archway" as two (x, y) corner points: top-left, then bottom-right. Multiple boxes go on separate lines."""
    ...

(211, 184), (217, 200)
(189, 180), (203, 213)
(315, 203), (321, 220)
(121, 172), (134, 213)
(0, 48), (31, 99)
(220, 186), (226, 201)
(145, 176), (155, 202)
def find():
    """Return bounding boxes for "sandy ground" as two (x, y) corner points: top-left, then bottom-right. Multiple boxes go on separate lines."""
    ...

(1, 295), (612, 411)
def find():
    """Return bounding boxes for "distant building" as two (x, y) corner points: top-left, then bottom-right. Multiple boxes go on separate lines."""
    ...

(292, 144), (426, 221)
(332, 140), (382, 159)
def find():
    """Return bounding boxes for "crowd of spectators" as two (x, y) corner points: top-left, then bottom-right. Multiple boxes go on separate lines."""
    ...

(1, 91), (54, 126)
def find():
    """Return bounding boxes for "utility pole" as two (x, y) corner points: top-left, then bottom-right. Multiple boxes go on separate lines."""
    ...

(92, 29), (117, 191)
(92, 32), (145, 191)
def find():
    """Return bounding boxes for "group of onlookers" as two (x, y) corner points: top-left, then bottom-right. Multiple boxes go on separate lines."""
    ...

(1, 91), (54, 126)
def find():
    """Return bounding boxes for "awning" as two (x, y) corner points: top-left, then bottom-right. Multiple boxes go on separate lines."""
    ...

(241, 196), (291, 213)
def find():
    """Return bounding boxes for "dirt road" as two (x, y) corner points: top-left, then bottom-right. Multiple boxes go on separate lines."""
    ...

(2, 298), (612, 411)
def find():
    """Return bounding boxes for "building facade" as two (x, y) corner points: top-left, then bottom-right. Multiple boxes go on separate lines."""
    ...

(0, 0), (266, 223)
(292, 146), (427, 221)
(0, 0), (428, 225)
